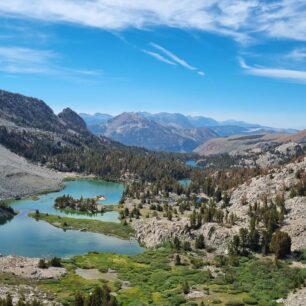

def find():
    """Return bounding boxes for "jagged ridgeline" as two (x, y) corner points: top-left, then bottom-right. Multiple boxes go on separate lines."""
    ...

(0, 90), (189, 181)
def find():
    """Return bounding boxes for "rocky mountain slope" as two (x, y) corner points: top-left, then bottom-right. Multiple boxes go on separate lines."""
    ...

(195, 132), (306, 168)
(81, 111), (296, 152)
(0, 89), (190, 191)
(194, 133), (287, 156)
(58, 107), (88, 134)
(0, 90), (121, 166)
(278, 129), (306, 143)
(97, 112), (218, 152)
(78, 112), (113, 134)
(0, 144), (64, 200)
(127, 155), (306, 254)
(228, 156), (306, 250)
(0, 90), (62, 132)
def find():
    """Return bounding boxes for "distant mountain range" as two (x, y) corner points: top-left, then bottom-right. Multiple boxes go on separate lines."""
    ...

(0, 89), (302, 157)
(80, 112), (297, 153)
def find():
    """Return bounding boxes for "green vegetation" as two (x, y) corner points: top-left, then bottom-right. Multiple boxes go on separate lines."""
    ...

(50, 257), (62, 267)
(232, 257), (306, 305)
(73, 285), (118, 306)
(0, 201), (16, 225)
(42, 246), (212, 305)
(29, 213), (134, 240)
(0, 125), (190, 183)
(228, 195), (291, 259)
(38, 245), (306, 306)
(54, 195), (100, 214)
(270, 231), (291, 259)
(38, 259), (48, 269)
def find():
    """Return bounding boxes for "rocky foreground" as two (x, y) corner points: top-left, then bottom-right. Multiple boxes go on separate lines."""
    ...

(0, 285), (59, 305)
(284, 287), (306, 306)
(0, 255), (66, 305)
(0, 256), (66, 280)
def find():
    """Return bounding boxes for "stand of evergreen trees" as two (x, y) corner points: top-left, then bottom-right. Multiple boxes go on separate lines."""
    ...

(54, 195), (98, 213)
(228, 195), (291, 259)
(74, 285), (118, 306)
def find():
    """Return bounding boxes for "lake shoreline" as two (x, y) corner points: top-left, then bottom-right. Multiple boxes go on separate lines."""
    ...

(0, 179), (141, 258)
(28, 212), (134, 240)
(3, 173), (103, 204)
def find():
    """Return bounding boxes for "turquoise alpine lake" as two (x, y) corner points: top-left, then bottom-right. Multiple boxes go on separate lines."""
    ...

(178, 178), (192, 187)
(0, 180), (143, 258)
(185, 160), (198, 167)
(185, 160), (204, 168)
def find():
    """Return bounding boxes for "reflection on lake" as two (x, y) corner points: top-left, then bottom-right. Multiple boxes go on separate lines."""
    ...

(0, 180), (143, 258)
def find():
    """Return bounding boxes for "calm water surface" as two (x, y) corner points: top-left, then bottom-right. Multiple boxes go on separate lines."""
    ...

(186, 160), (198, 167)
(0, 180), (143, 258)
(178, 178), (192, 187)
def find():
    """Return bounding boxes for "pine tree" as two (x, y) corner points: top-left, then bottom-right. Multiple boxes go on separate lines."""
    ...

(74, 292), (85, 306)
(195, 234), (205, 249)
(175, 254), (181, 265)
(173, 236), (181, 250)
(270, 231), (291, 259)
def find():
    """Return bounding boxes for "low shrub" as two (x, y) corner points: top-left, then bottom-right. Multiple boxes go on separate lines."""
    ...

(38, 259), (48, 269)
(242, 297), (258, 305)
(50, 257), (61, 267)
(225, 300), (244, 306)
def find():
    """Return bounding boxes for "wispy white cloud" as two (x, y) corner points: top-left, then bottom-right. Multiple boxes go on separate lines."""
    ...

(286, 48), (306, 61)
(150, 43), (197, 71)
(239, 57), (306, 83)
(0, 1), (305, 43)
(145, 43), (205, 76)
(0, 46), (102, 79)
(142, 49), (176, 65)
(0, 47), (56, 65)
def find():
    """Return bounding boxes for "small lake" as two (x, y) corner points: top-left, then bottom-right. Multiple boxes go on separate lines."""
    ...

(178, 179), (192, 187)
(0, 180), (143, 258)
(185, 160), (204, 169)
(186, 160), (198, 167)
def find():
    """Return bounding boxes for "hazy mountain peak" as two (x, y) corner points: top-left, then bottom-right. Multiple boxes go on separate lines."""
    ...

(80, 111), (298, 152)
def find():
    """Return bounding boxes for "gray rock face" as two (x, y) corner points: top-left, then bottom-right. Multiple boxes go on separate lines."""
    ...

(195, 223), (240, 254)
(282, 197), (306, 251)
(132, 217), (191, 247)
(132, 217), (239, 253)
(0, 90), (62, 133)
(284, 286), (306, 306)
(0, 144), (64, 200)
(58, 107), (88, 133)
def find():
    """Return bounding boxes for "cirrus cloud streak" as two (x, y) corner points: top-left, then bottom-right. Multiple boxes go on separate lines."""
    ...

(239, 58), (306, 83)
(0, 1), (306, 42)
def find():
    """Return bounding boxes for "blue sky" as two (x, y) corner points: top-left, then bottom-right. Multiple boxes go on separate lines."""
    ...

(0, 1), (306, 129)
